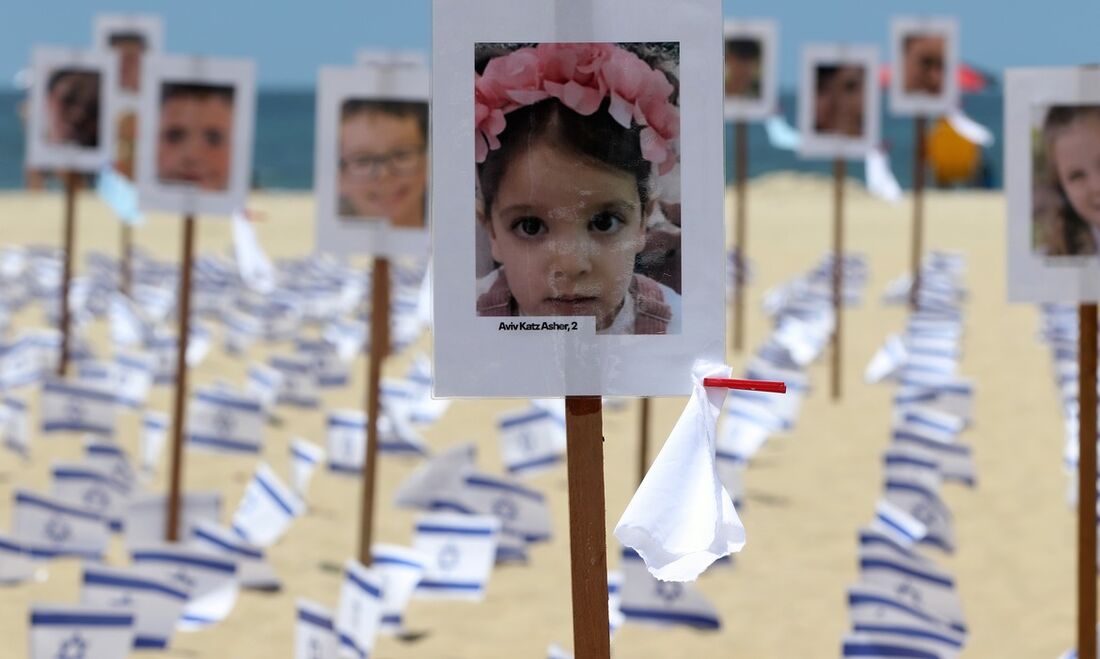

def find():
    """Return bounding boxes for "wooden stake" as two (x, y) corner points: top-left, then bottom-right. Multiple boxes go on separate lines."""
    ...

(732, 121), (748, 353)
(358, 257), (391, 566)
(637, 397), (650, 486)
(565, 396), (610, 659)
(165, 215), (196, 542)
(121, 224), (133, 297)
(58, 171), (78, 377)
(831, 159), (845, 402)
(1078, 303), (1098, 659)
(909, 117), (927, 310)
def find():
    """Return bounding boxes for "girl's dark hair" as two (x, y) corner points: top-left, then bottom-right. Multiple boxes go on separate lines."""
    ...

(726, 38), (761, 61)
(475, 43), (678, 219)
(1041, 105), (1100, 255)
(161, 82), (234, 105)
(341, 99), (428, 142)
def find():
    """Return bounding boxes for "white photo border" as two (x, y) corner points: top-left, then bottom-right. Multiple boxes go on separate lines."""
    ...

(889, 16), (959, 117)
(314, 65), (431, 258)
(93, 13), (164, 112)
(355, 49), (429, 70)
(25, 47), (118, 173)
(722, 19), (778, 122)
(797, 44), (880, 161)
(136, 54), (256, 217)
(431, 0), (725, 398)
(1005, 67), (1100, 303)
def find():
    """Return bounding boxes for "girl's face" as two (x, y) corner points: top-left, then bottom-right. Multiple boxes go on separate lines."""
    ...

(339, 112), (427, 228)
(46, 72), (100, 147)
(485, 139), (648, 330)
(815, 66), (865, 137)
(1053, 114), (1100, 229)
(156, 95), (233, 191)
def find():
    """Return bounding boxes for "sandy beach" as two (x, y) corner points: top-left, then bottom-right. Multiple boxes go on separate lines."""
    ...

(0, 173), (1075, 657)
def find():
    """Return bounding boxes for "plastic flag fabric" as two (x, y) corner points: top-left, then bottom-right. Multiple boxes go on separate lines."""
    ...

(80, 564), (187, 650)
(848, 581), (967, 638)
(0, 532), (36, 584)
(413, 512), (500, 601)
(41, 379), (116, 437)
(123, 492), (222, 551)
(842, 631), (960, 659)
(336, 560), (384, 659)
(246, 363), (283, 416)
(271, 355), (320, 408)
(884, 479), (955, 554)
(231, 462), (304, 548)
(29, 603), (134, 659)
(1, 395), (29, 457)
(112, 352), (155, 409)
(50, 462), (131, 533)
(186, 387), (265, 454)
(190, 521), (280, 591)
(866, 335), (909, 384)
(872, 499), (928, 549)
(498, 406), (566, 477)
(130, 544), (239, 631)
(859, 556), (966, 635)
(615, 361), (745, 581)
(82, 441), (136, 490)
(289, 438), (325, 499)
(12, 488), (109, 559)
(296, 599), (338, 659)
(450, 473), (553, 543)
(372, 544), (429, 635)
(326, 410), (367, 476)
(618, 547), (721, 630)
(394, 443), (477, 510)
(141, 412), (168, 474)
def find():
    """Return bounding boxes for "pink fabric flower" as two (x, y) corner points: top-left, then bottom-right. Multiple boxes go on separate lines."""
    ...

(538, 43), (611, 116)
(479, 47), (549, 110)
(601, 48), (662, 128)
(475, 75), (507, 163)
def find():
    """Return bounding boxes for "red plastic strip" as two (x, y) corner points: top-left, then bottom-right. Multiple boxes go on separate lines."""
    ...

(702, 377), (787, 394)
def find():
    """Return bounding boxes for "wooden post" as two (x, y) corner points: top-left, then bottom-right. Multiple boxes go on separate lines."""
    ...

(121, 224), (133, 297)
(831, 159), (845, 402)
(358, 257), (391, 566)
(565, 396), (610, 659)
(1078, 304), (1098, 659)
(165, 215), (196, 542)
(732, 121), (748, 353)
(58, 171), (78, 377)
(909, 117), (927, 310)
(637, 398), (650, 485)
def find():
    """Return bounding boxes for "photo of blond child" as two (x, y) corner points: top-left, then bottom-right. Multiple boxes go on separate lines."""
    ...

(474, 42), (682, 335)
(1033, 105), (1100, 257)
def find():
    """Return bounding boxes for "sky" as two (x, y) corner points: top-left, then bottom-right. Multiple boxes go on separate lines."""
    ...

(1, 0), (1098, 89)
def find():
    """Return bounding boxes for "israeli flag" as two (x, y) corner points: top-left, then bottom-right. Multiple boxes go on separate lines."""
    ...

(295, 338), (349, 388)
(222, 308), (262, 355)
(865, 335), (909, 384)
(271, 355), (320, 408)
(498, 406), (566, 477)
(131, 284), (175, 325)
(246, 363), (284, 416)
(326, 410), (367, 476)
(29, 603), (134, 659)
(891, 430), (976, 488)
(0, 532), (36, 584)
(449, 473), (552, 543)
(405, 356), (451, 425)
(186, 387), (264, 454)
(75, 360), (115, 393)
(190, 521), (280, 591)
(608, 569), (625, 639)
(231, 462), (304, 548)
(289, 438), (325, 499)
(322, 318), (366, 363)
(859, 526), (929, 566)
(413, 512), (500, 601)
(495, 528), (529, 564)
(842, 631), (961, 659)
(394, 443), (477, 510)
(1, 335), (41, 390)
(83, 440), (137, 489)
(872, 499), (928, 548)
(145, 327), (211, 385)
(140, 412), (168, 474)
(336, 560), (384, 659)
(371, 544), (428, 635)
(111, 352), (155, 410)
(885, 479), (955, 553)
(231, 210), (276, 293)
(50, 461), (131, 532)
(900, 406), (966, 442)
(618, 547), (721, 630)
(41, 379), (116, 437)
(859, 556), (967, 635)
(883, 448), (942, 487)
(714, 455), (745, 509)
(123, 492), (222, 551)
(80, 564), (187, 650)
(130, 544), (239, 630)
(109, 293), (149, 347)
(12, 489), (109, 559)
(296, 599), (338, 659)
(1, 395), (29, 457)
(378, 406), (428, 455)
(848, 581), (967, 638)
(718, 396), (782, 463)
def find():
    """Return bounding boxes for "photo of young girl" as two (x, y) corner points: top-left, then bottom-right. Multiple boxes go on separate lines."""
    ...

(43, 68), (102, 148)
(338, 99), (428, 229)
(813, 64), (866, 138)
(156, 83), (235, 191)
(725, 38), (762, 100)
(474, 42), (682, 335)
(1033, 105), (1100, 257)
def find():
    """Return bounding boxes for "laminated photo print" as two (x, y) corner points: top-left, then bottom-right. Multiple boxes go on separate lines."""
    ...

(432, 0), (725, 398)
(723, 19), (778, 122)
(136, 55), (256, 216)
(314, 65), (430, 257)
(798, 44), (880, 160)
(93, 14), (164, 179)
(24, 47), (118, 173)
(1006, 67), (1100, 303)
(889, 17), (959, 117)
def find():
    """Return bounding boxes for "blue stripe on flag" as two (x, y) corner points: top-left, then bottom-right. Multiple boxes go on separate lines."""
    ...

(43, 383), (117, 403)
(842, 641), (938, 658)
(877, 511), (920, 542)
(255, 472), (298, 517)
(327, 463), (361, 475)
(44, 422), (113, 435)
(188, 434), (259, 453)
(417, 580), (483, 592)
(196, 392), (261, 413)
(132, 551), (235, 574)
(851, 624), (963, 649)
(30, 612), (133, 627)
(415, 523), (494, 537)
(297, 609), (334, 630)
(347, 570), (382, 599)
(499, 409), (551, 429)
(507, 455), (562, 474)
(860, 558), (953, 588)
(84, 571), (188, 600)
(15, 492), (102, 522)
(134, 636), (169, 649)
(193, 527), (263, 559)
(374, 555), (426, 570)
(619, 607), (720, 630)
(465, 476), (544, 501)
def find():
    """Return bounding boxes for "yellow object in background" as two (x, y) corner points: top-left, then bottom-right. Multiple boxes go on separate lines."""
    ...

(927, 117), (980, 186)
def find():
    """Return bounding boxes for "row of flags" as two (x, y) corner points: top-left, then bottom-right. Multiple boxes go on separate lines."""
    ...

(845, 252), (976, 659)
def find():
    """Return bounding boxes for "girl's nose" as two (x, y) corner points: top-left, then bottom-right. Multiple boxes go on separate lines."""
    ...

(548, 235), (593, 279)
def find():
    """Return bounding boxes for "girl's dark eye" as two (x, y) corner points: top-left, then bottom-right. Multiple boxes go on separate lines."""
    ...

(590, 211), (624, 234)
(204, 129), (224, 147)
(513, 216), (545, 237)
(163, 127), (185, 144)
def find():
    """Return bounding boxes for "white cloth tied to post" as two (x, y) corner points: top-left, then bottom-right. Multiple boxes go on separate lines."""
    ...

(614, 361), (747, 582)
(231, 211), (276, 294)
(865, 146), (903, 203)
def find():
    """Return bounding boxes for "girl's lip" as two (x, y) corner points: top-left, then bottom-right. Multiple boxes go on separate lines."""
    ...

(546, 296), (598, 303)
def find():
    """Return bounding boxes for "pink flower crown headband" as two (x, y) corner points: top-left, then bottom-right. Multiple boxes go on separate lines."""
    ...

(475, 43), (680, 175)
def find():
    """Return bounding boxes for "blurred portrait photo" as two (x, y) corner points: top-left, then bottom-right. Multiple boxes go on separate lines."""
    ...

(1031, 105), (1100, 257)
(338, 99), (428, 228)
(902, 33), (945, 97)
(108, 32), (147, 94)
(156, 82), (235, 191)
(724, 37), (762, 100)
(44, 68), (102, 148)
(813, 64), (866, 138)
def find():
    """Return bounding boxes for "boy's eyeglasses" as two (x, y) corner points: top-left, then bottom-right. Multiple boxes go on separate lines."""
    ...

(340, 145), (425, 180)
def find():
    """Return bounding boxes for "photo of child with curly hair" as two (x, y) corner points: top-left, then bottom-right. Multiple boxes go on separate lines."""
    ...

(1034, 105), (1100, 257)
(156, 82), (235, 191)
(474, 42), (682, 335)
